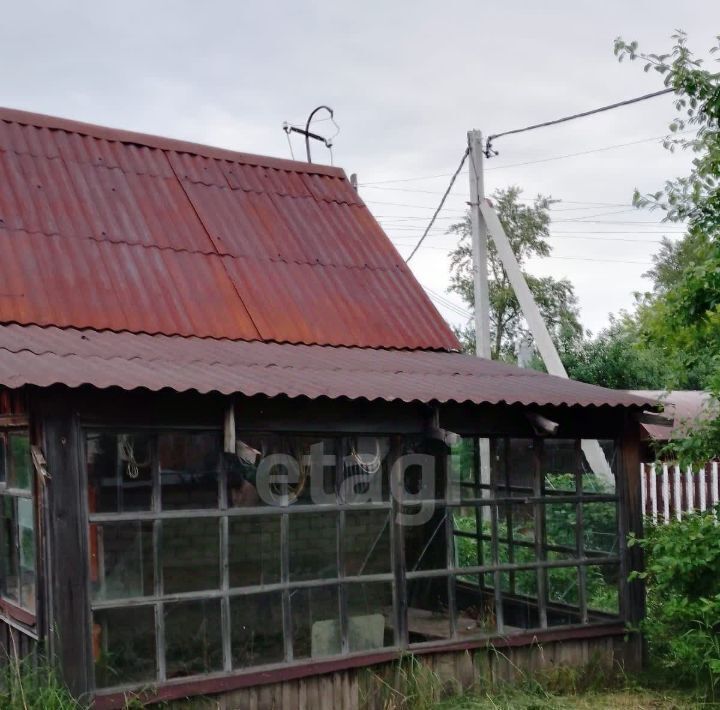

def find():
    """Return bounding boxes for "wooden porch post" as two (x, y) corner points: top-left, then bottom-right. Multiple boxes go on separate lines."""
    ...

(618, 412), (645, 672)
(40, 391), (92, 697)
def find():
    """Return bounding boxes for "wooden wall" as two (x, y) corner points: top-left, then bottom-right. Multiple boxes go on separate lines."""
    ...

(206, 635), (626, 710)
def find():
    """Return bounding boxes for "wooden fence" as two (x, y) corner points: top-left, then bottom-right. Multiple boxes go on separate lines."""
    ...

(641, 462), (720, 523)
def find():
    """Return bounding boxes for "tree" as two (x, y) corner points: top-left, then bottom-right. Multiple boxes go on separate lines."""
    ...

(447, 186), (582, 360)
(561, 313), (668, 390)
(614, 31), (720, 461)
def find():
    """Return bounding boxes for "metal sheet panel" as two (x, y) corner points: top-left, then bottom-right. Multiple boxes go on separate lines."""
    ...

(0, 107), (458, 351)
(0, 324), (656, 409)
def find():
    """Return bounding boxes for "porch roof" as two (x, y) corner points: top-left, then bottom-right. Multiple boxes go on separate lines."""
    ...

(0, 324), (654, 409)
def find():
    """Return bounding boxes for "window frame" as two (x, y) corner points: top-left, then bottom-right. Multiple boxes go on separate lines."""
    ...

(84, 428), (400, 691)
(83, 425), (626, 695)
(0, 422), (37, 627)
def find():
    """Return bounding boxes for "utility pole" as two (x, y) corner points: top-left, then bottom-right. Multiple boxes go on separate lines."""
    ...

(467, 128), (612, 486)
(468, 130), (493, 510)
(467, 130), (491, 359)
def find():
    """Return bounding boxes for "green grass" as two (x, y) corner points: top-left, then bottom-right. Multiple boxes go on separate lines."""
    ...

(0, 655), (80, 710)
(436, 686), (703, 709)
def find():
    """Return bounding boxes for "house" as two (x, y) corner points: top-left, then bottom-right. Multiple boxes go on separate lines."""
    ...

(0, 106), (653, 708)
(630, 391), (719, 521)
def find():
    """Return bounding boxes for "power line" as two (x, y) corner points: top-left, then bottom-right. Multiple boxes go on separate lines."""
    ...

(422, 285), (473, 319)
(405, 148), (470, 263)
(484, 87), (675, 156)
(359, 127), (690, 187)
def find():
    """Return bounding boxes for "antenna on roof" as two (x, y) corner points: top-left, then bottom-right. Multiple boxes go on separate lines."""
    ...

(282, 105), (338, 164)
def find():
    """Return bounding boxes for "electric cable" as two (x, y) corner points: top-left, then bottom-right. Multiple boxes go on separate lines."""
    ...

(484, 88), (674, 156)
(405, 148), (470, 263)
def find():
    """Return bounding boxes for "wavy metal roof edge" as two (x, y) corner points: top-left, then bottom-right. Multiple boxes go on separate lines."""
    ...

(0, 106), (345, 178)
(0, 324), (656, 409)
(2, 375), (651, 409)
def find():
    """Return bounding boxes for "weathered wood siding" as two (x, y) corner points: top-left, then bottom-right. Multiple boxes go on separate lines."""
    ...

(208, 636), (626, 710)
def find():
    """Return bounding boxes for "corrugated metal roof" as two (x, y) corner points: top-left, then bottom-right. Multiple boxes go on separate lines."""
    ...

(629, 390), (715, 440)
(0, 324), (654, 408)
(0, 106), (458, 350)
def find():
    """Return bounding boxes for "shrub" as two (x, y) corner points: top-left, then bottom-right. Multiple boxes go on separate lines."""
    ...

(630, 507), (720, 697)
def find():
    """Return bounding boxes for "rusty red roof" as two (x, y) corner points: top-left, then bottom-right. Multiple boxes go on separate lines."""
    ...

(0, 324), (654, 408)
(0, 106), (458, 350)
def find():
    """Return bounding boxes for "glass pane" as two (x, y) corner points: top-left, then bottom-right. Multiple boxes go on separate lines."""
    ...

(503, 439), (536, 496)
(9, 433), (31, 491)
(86, 432), (153, 513)
(542, 439), (578, 492)
(454, 576), (497, 638)
(291, 585), (340, 660)
(90, 521), (154, 601)
(230, 592), (285, 668)
(232, 435), (335, 508)
(545, 503), (577, 559)
(340, 436), (391, 504)
(587, 564), (620, 616)
(452, 509), (491, 571)
(345, 509), (391, 576)
(93, 606), (156, 687)
(162, 518), (219, 594)
(450, 437), (477, 486)
(165, 599), (222, 678)
(501, 569), (540, 632)
(228, 515), (281, 587)
(1, 497), (18, 602)
(346, 581), (394, 651)
(583, 502), (619, 555)
(548, 565), (580, 608)
(407, 577), (451, 644)
(585, 440), (617, 494)
(289, 512), (337, 582)
(0, 434), (6, 484)
(403, 506), (448, 573)
(17, 498), (35, 612)
(159, 432), (221, 510)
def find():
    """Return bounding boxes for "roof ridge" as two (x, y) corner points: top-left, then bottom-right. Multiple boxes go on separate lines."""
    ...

(0, 106), (345, 178)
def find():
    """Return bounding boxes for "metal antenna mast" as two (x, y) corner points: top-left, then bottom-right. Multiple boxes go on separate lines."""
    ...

(283, 105), (336, 163)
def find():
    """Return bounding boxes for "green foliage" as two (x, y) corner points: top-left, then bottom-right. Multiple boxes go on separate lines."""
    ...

(0, 656), (80, 709)
(630, 509), (720, 696)
(561, 314), (669, 389)
(447, 186), (582, 359)
(453, 474), (617, 614)
(614, 31), (720, 461)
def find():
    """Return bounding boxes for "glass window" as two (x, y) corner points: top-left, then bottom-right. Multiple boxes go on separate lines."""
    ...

(9, 433), (31, 491)
(90, 521), (154, 601)
(0, 433), (6, 484)
(230, 593), (285, 668)
(289, 512), (338, 582)
(162, 518), (220, 594)
(228, 515), (281, 588)
(407, 577), (451, 644)
(290, 585), (340, 660)
(346, 581), (394, 651)
(0, 428), (36, 618)
(17, 498), (35, 613)
(86, 432), (153, 513)
(159, 432), (221, 510)
(344, 509), (392, 576)
(93, 606), (156, 687)
(1, 497), (18, 602)
(165, 599), (223, 678)
(83, 429), (624, 691)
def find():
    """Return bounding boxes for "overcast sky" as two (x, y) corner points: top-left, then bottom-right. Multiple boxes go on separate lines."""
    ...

(2, 1), (718, 334)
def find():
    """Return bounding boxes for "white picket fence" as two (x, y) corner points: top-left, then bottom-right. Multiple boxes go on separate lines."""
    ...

(641, 462), (720, 524)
